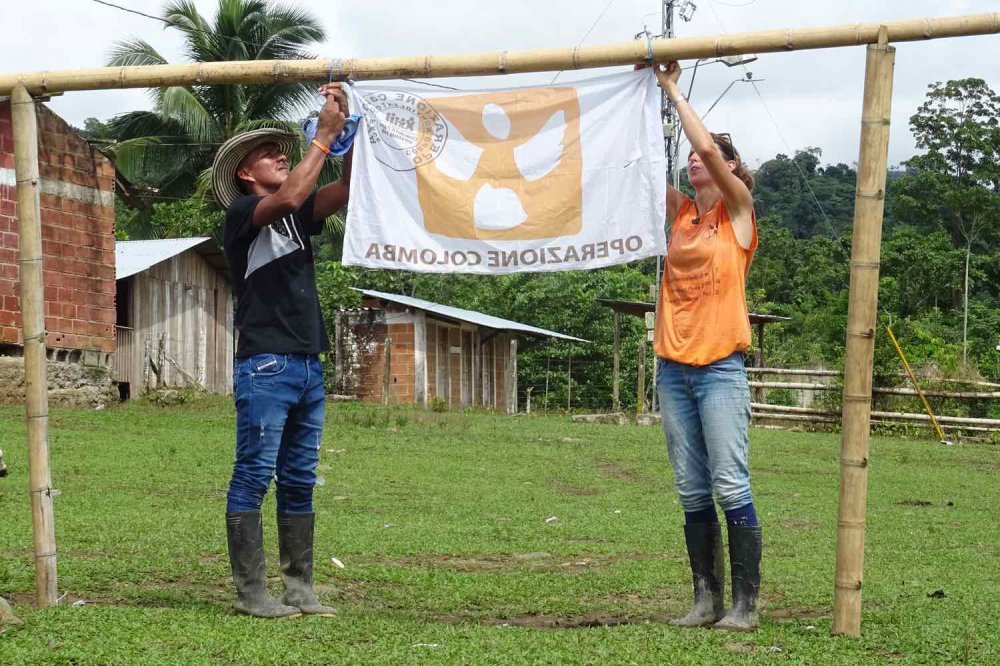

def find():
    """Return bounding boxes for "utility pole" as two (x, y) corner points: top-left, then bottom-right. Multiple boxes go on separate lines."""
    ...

(651, 0), (693, 414)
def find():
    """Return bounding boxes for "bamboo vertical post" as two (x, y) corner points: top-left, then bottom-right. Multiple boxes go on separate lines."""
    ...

(157, 333), (166, 388)
(612, 311), (621, 412)
(637, 340), (646, 415)
(11, 84), (58, 607)
(544, 356), (550, 411)
(506, 339), (518, 414)
(754, 322), (767, 404)
(566, 355), (572, 411)
(382, 336), (392, 406)
(833, 28), (895, 638)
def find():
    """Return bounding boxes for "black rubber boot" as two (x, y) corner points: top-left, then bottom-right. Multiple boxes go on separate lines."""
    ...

(670, 523), (726, 627)
(277, 513), (337, 616)
(226, 512), (301, 619)
(713, 525), (762, 632)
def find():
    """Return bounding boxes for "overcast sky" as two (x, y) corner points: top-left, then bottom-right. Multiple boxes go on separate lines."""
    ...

(4, 0), (998, 168)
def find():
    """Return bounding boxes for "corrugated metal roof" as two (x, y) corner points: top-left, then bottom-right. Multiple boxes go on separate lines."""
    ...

(595, 298), (790, 325)
(354, 289), (588, 342)
(116, 237), (220, 280)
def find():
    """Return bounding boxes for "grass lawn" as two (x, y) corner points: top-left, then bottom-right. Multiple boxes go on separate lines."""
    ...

(0, 397), (997, 665)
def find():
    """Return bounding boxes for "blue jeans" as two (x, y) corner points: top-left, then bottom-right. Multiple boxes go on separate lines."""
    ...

(656, 353), (753, 513)
(227, 353), (326, 514)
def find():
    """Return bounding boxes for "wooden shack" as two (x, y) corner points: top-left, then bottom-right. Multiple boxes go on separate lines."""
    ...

(114, 238), (232, 398)
(334, 289), (585, 412)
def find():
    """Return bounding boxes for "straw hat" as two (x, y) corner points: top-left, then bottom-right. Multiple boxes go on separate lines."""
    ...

(211, 128), (298, 209)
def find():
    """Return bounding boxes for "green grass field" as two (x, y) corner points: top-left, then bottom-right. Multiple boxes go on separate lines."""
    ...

(0, 398), (997, 665)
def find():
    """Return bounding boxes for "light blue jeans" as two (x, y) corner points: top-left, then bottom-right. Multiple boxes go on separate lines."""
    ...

(227, 353), (326, 514)
(656, 352), (753, 513)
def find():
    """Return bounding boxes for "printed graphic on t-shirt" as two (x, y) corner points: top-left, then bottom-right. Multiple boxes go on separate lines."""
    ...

(245, 216), (305, 278)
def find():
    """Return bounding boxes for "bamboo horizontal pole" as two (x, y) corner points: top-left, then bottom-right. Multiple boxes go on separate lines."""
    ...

(0, 13), (996, 95)
(746, 368), (840, 377)
(753, 402), (1000, 428)
(875, 387), (1000, 400)
(748, 367), (1000, 388)
(750, 381), (1000, 399)
(754, 412), (1000, 434)
(752, 412), (841, 424)
(873, 411), (1000, 428)
(750, 381), (830, 390)
(753, 403), (830, 415)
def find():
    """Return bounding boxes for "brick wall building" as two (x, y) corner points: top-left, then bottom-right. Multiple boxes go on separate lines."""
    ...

(0, 99), (117, 405)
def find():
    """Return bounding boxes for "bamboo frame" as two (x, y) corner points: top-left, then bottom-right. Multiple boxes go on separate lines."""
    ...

(833, 29), (895, 637)
(11, 85), (58, 607)
(0, 13), (996, 94)
(5, 8), (995, 633)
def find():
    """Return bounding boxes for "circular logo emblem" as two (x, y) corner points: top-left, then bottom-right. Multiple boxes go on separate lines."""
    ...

(361, 92), (448, 171)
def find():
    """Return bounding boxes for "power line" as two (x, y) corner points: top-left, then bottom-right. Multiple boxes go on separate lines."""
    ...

(703, 0), (847, 256)
(90, 0), (164, 23)
(400, 79), (460, 91)
(747, 80), (845, 252)
(89, 0), (274, 56)
(551, 0), (618, 84)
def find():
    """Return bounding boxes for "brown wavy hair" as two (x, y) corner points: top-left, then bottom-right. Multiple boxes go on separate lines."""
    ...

(707, 132), (755, 192)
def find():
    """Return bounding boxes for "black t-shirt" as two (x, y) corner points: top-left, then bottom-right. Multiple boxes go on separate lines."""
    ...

(223, 193), (329, 357)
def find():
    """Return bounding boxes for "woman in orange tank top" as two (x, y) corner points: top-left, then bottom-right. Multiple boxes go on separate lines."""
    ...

(651, 61), (760, 632)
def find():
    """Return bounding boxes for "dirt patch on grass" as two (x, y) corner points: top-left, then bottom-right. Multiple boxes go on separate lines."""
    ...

(778, 517), (821, 530)
(197, 553), (225, 565)
(436, 611), (672, 629)
(595, 459), (646, 483)
(767, 605), (829, 622)
(548, 481), (603, 496)
(900, 499), (933, 507)
(753, 465), (822, 477)
(373, 551), (673, 573)
(723, 642), (757, 653)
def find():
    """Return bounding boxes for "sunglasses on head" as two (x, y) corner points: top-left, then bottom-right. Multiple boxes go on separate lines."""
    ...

(712, 133), (739, 161)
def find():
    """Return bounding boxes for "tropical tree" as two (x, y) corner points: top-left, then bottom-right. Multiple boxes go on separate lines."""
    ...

(104, 0), (327, 237)
(891, 78), (1000, 360)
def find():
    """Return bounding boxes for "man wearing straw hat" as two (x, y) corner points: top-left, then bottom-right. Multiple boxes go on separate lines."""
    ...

(212, 83), (351, 619)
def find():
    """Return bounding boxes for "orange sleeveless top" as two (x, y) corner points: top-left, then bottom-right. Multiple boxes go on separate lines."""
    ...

(654, 197), (757, 366)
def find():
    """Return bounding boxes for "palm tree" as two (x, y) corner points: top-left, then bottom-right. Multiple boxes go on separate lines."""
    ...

(105, 0), (327, 237)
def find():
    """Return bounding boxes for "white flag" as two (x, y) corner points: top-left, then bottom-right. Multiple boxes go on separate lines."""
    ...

(342, 70), (666, 274)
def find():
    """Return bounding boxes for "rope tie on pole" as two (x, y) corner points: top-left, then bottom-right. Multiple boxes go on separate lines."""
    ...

(328, 58), (345, 83)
